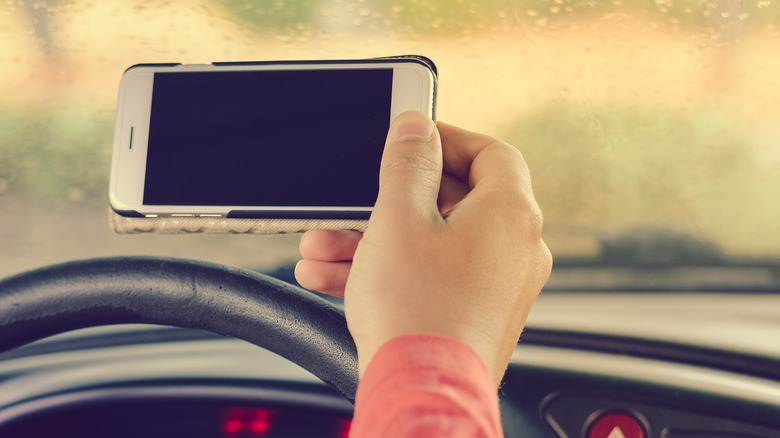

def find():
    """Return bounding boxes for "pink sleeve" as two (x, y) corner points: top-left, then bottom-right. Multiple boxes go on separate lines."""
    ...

(349, 334), (504, 438)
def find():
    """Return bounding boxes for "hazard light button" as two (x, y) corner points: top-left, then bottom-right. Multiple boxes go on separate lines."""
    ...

(588, 412), (646, 438)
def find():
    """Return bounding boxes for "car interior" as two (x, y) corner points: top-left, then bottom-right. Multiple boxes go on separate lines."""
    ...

(1, 1), (779, 437)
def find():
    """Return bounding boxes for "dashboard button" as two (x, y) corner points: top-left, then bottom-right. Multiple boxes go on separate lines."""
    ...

(588, 412), (646, 438)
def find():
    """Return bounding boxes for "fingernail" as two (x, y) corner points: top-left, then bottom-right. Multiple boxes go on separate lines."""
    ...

(391, 111), (435, 142)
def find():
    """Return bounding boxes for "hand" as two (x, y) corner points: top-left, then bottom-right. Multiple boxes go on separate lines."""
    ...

(296, 111), (552, 385)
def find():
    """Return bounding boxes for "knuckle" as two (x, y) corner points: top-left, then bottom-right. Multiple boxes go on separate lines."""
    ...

(526, 201), (545, 235)
(381, 150), (441, 189)
(383, 151), (440, 174)
(488, 138), (525, 162)
(480, 182), (545, 238)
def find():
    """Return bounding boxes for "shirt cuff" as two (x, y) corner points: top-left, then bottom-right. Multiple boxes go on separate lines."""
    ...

(350, 334), (503, 438)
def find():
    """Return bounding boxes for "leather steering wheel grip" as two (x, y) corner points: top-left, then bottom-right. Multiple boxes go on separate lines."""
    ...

(0, 257), (359, 402)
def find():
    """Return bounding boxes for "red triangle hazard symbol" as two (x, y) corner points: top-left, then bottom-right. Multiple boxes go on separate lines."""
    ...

(607, 427), (627, 438)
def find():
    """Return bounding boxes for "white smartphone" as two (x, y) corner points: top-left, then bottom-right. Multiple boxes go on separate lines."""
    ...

(109, 57), (437, 219)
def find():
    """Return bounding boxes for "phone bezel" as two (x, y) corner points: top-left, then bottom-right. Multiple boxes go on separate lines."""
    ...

(108, 59), (436, 218)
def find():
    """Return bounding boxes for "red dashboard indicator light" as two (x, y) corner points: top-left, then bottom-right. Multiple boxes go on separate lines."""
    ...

(248, 409), (273, 435)
(222, 417), (244, 436)
(222, 407), (274, 436)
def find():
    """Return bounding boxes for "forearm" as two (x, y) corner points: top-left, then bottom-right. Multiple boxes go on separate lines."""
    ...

(350, 334), (504, 438)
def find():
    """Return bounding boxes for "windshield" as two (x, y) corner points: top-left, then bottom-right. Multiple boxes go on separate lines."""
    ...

(1, 0), (778, 288)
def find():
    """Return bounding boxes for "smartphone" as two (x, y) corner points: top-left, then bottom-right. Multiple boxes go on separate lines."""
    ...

(109, 57), (437, 219)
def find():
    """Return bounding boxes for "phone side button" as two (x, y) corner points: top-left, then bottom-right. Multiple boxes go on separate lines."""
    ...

(171, 214), (195, 217)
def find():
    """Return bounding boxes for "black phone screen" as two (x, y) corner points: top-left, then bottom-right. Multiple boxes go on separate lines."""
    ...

(143, 68), (393, 207)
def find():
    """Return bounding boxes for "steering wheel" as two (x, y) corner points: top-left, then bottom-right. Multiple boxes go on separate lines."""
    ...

(0, 256), (359, 402)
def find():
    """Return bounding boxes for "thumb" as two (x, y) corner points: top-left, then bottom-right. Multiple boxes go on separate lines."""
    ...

(373, 111), (442, 222)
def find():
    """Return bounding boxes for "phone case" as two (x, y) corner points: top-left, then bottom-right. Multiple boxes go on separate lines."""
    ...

(109, 208), (368, 234)
(109, 55), (437, 235)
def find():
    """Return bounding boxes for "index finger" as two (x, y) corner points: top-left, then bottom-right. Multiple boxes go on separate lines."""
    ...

(437, 121), (533, 195)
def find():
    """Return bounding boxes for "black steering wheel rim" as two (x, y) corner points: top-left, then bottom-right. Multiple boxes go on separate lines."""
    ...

(0, 256), (358, 402)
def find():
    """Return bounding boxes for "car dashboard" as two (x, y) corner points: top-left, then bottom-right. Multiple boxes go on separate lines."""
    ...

(1, 292), (780, 438)
(0, 325), (353, 438)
